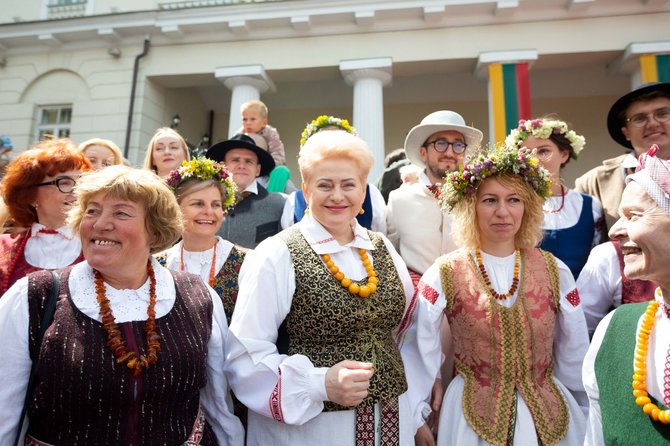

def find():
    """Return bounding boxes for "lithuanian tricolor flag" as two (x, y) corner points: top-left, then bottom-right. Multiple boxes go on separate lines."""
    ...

(488, 62), (531, 144)
(639, 54), (670, 83)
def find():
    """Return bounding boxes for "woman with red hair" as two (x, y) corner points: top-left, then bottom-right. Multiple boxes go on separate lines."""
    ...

(0, 139), (91, 294)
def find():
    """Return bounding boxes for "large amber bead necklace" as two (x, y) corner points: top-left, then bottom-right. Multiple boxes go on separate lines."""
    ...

(321, 248), (378, 298)
(631, 294), (670, 424)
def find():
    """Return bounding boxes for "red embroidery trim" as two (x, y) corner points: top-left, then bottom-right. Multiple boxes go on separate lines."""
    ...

(311, 237), (335, 246)
(566, 289), (580, 307)
(418, 281), (439, 305)
(395, 286), (420, 346)
(269, 369), (284, 422)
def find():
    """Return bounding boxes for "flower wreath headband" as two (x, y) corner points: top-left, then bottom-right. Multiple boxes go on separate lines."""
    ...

(165, 157), (237, 211)
(506, 118), (586, 160)
(439, 144), (552, 212)
(300, 115), (357, 147)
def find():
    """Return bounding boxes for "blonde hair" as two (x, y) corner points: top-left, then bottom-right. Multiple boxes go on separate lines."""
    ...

(78, 138), (123, 166)
(241, 100), (268, 118)
(69, 165), (183, 254)
(298, 130), (373, 184)
(142, 127), (190, 173)
(450, 174), (544, 250)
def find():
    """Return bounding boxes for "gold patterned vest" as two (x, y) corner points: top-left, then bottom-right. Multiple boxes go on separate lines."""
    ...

(279, 226), (408, 411)
(438, 248), (569, 446)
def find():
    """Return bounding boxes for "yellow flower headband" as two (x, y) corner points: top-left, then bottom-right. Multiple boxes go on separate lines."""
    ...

(165, 157), (237, 211)
(300, 115), (357, 147)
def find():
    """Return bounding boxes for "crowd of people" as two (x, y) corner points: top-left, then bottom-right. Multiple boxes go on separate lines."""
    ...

(0, 82), (668, 445)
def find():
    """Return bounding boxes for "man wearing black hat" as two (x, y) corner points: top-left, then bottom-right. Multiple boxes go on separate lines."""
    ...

(206, 133), (286, 248)
(575, 82), (670, 231)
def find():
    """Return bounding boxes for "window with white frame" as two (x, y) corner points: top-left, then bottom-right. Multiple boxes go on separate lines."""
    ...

(35, 106), (72, 141)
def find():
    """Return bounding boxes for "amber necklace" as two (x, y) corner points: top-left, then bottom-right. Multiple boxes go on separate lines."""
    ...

(94, 261), (161, 378)
(544, 184), (566, 214)
(475, 248), (520, 300)
(321, 249), (378, 298)
(631, 293), (670, 424)
(180, 240), (217, 287)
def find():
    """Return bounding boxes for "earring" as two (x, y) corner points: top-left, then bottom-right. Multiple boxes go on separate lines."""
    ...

(359, 208), (365, 215)
(304, 207), (310, 215)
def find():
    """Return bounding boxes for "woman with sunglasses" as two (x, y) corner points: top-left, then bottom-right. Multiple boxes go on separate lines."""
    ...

(0, 138), (91, 294)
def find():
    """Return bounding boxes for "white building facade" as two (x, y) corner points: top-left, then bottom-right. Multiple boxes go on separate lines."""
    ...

(0, 0), (668, 182)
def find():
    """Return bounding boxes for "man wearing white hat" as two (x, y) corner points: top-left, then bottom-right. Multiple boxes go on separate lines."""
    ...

(386, 110), (483, 285)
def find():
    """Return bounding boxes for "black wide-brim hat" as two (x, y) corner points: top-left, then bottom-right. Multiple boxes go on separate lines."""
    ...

(607, 82), (670, 150)
(206, 133), (275, 177)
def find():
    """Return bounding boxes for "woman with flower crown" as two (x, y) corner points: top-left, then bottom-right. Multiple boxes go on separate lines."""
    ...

(279, 115), (388, 234)
(160, 157), (247, 325)
(225, 130), (417, 445)
(0, 166), (244, 445)
(506, 117), (605, 279)
(405, 145), (589, 446)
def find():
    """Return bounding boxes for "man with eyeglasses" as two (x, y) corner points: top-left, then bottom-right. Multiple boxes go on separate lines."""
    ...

(575, 82), (670, 231)
(386, 110), (483, 286)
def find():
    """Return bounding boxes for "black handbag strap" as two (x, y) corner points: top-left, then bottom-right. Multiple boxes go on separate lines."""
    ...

(14, 271), (60, 446)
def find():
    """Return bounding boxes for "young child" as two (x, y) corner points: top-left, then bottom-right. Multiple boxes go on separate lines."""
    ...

(238, 100), (286, 165)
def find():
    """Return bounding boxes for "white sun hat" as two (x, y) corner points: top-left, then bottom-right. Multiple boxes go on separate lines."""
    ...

(404, 110), (483, 169)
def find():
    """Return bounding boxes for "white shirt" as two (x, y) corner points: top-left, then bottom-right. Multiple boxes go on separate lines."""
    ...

(0, 258), (244, 446)
(385, 171), (458, 274)
(162, 237), (235, 283)
(225, 214), (414, 430)
(577, 242), (625, 336)
(24, 222), (81, 269)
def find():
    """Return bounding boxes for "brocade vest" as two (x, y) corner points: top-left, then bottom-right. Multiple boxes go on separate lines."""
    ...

(211, 245), (248, 326)
(595, 301), (670, 444)
(26, 267), (216, 445)
(438, 248), (569, 446)
(278, 226), (407, 411)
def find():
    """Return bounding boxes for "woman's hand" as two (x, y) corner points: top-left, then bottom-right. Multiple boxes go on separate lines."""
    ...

(415, 423), (436, 446)
(427, 377), (443, 434)
(325, 360), (374, 407)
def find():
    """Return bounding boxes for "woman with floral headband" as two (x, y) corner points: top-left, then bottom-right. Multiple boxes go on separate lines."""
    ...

(279, 115), (388, 234)
(506, 117), (605, 279)
(405, 145), (589, 446)
(160, 157), (247, 326)
(225, 130), (416, 445)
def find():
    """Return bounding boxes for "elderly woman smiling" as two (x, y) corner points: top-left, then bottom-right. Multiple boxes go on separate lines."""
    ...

(583, 145), (670, 444)
(225, 130), (416, 445)
(0, 166), (243, 445)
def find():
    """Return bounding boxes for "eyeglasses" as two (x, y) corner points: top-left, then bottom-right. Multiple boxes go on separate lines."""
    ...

(626, 107), (670, 128)
(424, 139), (467, 154)
(35, 176), (77, 193)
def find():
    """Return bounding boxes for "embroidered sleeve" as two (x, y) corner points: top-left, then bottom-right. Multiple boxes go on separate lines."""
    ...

(269, 368), (285, 422)
(418, 281), (439, 305)
(566, 289), (580, 307)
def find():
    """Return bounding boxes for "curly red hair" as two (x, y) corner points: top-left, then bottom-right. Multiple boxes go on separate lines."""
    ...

(1, 139), (92, 227)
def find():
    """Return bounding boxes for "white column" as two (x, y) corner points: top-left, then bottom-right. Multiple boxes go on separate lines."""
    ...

(340, 58), (392, 181)
(215, 65), (275, 138)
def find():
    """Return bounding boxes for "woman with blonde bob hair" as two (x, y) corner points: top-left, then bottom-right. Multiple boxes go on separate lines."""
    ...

(406, 145), (590, 446)
(78, 138), (123, 170)
(142, 127), (190, 177)
(0, 165), (244, 445)
(225, 130), (417, 445)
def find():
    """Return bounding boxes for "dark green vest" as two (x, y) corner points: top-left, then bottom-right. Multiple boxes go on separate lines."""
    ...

(595, 302), (670, 444)
(279, 226), (408, 411)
